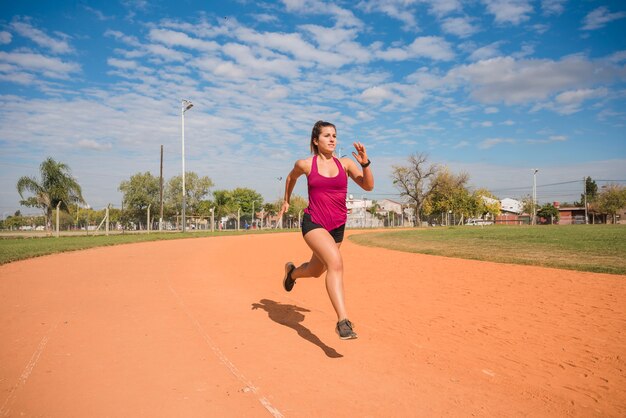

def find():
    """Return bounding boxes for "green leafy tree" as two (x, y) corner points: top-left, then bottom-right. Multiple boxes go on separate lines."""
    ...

(2, 214), (27, 230)
(537, 203), (559, 224)
(596, 184), (626, 224)
(212, 189), (237, 220)
(425, 167), (470, 224)
(165, 172), (214, 216)
(520, 194), (534, 215)
(119, 172), (160, 226)
(391, 152), (440, 226)
(471, 189), (501, 219)
(17, 157), (85, 230)
(287, 195), (308, 217)
(579, 177), (598, 206)
(231, 188), (264, 222)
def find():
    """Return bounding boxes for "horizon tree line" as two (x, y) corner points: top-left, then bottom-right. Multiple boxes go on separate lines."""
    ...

(9, 156), (626, 230)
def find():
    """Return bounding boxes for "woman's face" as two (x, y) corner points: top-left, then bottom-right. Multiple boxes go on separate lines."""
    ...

(315, 126), (337, 154)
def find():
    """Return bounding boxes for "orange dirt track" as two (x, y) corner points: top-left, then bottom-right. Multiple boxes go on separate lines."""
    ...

(1, 231), (624, 417)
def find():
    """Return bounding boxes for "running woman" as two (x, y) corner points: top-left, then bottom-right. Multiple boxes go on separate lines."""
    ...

(278, 120), (374, 339)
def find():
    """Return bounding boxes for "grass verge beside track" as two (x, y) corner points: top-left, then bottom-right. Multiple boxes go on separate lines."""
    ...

(0, 229), (294, 265)
(349, 225), (626, 275)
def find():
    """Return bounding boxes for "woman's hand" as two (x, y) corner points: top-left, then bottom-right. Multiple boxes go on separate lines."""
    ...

(351, 142), (369, 166)
(277, 200), (289, 220)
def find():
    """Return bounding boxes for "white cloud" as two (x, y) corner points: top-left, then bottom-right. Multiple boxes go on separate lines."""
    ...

(10, 18), (73, 54)
(582, 6), (626, 31)
(0, 51), (80, 79)
(425, 0), (463, 17)
(553, 87), (608, 114)
(549, 135), (567, 141)
(468, 42), (503, 61)
(107, 58), (138, 70)
(78, 139), (113, 151)
(104, 30), (141, 47)
(607, 50), (626, 63)
(360, 86), (393, 103)
(453, 140), (470, 148)
(479, 137), (515, 149)
(408, 36), (455, 61)
(374, 36), (455, 62)
(482, 0), (534, 25)
(484, 106), (499, 114)
(252, 14), (279, 24)
(148, 28), (219, 52)
(480, 121), (493, 127)
(145, 43), (188, 62)
(358, 0), (418, 29)
(541, 0), (566, 16)
(448, 55), (622, 105)
(281, 0), (362, 29)
(237, 26), (352, 67)
(83, 6), (113, 21)
(0, 71), (35, 85)
(441, 17), (479, 38)
(0, 31), (12, 44)
(221, 42), (300, 78)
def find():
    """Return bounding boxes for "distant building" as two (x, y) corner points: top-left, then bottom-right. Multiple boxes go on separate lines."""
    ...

(346, 196), (384, 228)
(500, 198), (523, 214)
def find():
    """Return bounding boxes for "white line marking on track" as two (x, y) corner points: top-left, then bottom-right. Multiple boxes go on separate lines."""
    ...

(167, 283), (284, 418)
(1, 322), (58, 417)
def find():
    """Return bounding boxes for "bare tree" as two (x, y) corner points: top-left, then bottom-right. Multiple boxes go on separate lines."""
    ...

(391, 153), (440, 226)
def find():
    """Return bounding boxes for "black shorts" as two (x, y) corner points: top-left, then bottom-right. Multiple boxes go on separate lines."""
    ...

(301, 212), (345, 243)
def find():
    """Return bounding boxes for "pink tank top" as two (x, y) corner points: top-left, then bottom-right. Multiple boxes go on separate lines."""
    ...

(304, 155), (348, 231)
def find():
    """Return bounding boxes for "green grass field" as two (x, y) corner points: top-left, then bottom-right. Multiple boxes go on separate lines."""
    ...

(349, 225), (626, 275)
(0, 229), (284, 266)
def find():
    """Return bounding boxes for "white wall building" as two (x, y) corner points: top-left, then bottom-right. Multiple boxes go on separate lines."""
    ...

(500, 198), (523, 214)
(346, 195), (384, 228)
(378, 199), (414, 227)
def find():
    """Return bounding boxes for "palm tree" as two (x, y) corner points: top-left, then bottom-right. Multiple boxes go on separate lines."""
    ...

(17, 157), (85, 230)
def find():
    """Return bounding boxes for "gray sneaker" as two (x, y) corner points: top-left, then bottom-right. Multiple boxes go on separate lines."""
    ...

(336, 319), (358, 340)
(283, 262), (296, 292)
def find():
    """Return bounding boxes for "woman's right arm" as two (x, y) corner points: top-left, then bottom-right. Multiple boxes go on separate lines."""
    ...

(278, 159), (307, 216)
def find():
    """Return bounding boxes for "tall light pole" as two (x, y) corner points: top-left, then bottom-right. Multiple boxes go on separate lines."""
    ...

(532, 168), (539, 225)
(181, 99), (193, 232)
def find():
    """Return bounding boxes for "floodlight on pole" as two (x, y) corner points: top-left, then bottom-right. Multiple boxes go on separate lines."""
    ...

(181, 99), (193, 233)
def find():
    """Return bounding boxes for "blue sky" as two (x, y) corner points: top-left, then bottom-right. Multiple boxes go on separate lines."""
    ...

(1, 0), (625, 217)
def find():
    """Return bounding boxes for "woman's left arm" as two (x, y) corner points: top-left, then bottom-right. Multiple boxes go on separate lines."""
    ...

(345, 141), (374, 191)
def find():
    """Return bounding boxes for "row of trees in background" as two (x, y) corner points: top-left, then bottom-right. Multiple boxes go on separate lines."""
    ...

(6, 156), (626, 231)
(5, 157), (308, 231)
(392, 153), (501, 225)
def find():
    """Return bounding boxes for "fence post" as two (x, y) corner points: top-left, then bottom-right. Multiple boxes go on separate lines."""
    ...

(55, 201), (61, 238)
(106, 205), (110, 236)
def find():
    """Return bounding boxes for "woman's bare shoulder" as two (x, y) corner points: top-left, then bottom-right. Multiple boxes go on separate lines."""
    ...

(294, 156), (313, 174)
(339, 156), (357, 172)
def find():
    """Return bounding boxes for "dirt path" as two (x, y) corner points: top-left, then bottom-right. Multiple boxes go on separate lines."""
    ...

(1, 231), (624, 417)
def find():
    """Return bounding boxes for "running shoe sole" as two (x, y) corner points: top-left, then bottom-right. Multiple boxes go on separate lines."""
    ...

(283, 262), (296, 292)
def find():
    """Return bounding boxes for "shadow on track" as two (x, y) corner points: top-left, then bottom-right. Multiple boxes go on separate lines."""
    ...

(252, 299), (343, 358)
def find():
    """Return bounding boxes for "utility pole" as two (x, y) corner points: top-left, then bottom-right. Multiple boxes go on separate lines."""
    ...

(159, 145), (164, 231)
(583, 177), (589, 225)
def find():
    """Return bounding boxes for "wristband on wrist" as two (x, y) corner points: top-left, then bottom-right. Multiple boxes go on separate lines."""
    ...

(360, 159), (371, 168)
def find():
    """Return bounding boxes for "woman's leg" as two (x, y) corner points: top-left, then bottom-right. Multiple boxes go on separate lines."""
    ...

(291, 251), (326, 280)
(300, 229), (347, 321)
